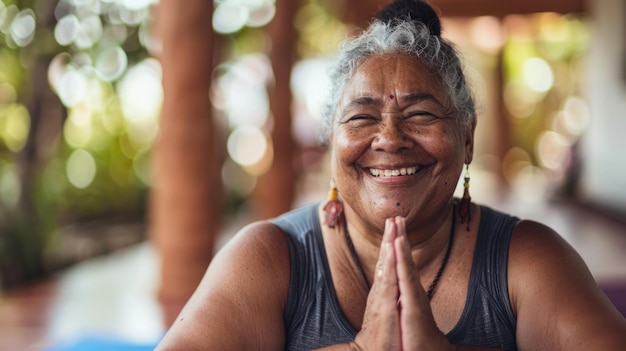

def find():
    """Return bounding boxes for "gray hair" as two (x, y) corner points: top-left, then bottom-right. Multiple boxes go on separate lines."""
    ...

(320, 19), (476, 142)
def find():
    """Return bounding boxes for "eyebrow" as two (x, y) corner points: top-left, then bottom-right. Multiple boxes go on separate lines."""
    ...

(341, 96), (383, 113)
(401, 93), (445, 107)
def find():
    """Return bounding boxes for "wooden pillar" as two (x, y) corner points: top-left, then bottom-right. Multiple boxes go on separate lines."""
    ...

(150, 0), (221, 326)
(254, 0), (300, 219)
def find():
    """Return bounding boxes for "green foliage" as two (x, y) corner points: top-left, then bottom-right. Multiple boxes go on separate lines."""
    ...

(0, 0), (156, 289)
(501, 13), (589, 172)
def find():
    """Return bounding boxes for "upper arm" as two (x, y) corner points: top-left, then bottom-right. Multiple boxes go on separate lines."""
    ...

(156, 221), (291, 351)
(509, 220), (626, 350)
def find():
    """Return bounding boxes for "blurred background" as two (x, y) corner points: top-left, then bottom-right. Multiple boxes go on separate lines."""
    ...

(0, 0), (624, 350)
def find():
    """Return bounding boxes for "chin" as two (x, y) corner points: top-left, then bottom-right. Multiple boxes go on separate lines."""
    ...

(369, 203), (412, 222)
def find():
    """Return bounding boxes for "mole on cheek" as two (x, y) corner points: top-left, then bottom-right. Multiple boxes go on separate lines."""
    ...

(396, 202), (400, 207)
(389, 95), (394, 100)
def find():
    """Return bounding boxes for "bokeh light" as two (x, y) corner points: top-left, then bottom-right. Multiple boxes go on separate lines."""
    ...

(10, 9), (36, 47)
(227, 126), (269, 168)
(0, 5), (19, 38)
(57, 68), (88, 107)
(247, 1), (276, 27)
(213, 3), (249, 34)
(64, 105), (93, 149)
(291, 58), (329, 145)
(117, 58), (162, 125)
(117, 58), (162, 152)
(1, 104), (30, 152)
(523, 57), (554, 93)
(66, 149), (97, 189)
(95, 45), (128, 81)
(213, 0), (276, 34)
(55, 14), (80, 46)
(561, 96), (590, 136)
(470, 16), (504, 54)
(119, 0), (157, 11)
(536, 130), (571, 170)
(503, 80), (539, 119)
(75, 15), (103, 49)
(212, 54), (271, 129)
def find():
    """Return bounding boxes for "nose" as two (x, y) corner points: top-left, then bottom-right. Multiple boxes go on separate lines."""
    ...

(371, 120), (413, 153)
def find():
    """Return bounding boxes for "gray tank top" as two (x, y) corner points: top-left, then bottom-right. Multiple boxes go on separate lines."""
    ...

(273, 203), (519, 350)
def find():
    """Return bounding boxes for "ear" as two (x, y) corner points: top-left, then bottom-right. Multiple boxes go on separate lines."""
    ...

(464, 116), (477, 164)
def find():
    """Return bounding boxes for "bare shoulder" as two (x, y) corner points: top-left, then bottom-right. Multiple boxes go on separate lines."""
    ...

(216, 219), (292, 275)
(201, 219), (291, 300)
(508, 219), (626, 350)
(508, 220), (583, 281)
(156, 220), (291, 351)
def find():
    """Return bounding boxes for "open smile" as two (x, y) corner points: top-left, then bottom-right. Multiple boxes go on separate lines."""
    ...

(368, 166), (425, 178)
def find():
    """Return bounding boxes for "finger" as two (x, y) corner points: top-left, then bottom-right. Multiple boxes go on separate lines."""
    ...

(375, 218), (396, 280)
(383, 242), (397, 286)
(395, 234), (418, 297)
(372, 219), (399, 303)
(395, 216), (407, 238)
(394, 218), (427, 306)
(357, 234), (402, 350)
(393, 217), (413, 283)
(381, 238), (399, 309)
(384, 217), (398, 243)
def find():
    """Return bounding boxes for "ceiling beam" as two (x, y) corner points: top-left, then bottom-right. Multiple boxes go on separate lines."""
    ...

(337, 0), (588, 28)
(428, 0), (587, 17)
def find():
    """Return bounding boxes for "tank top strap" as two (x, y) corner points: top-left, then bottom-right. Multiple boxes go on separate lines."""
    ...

(271, 204), (321, 328)
(446, 205), (519, 350)
(271, 203), (357, 349)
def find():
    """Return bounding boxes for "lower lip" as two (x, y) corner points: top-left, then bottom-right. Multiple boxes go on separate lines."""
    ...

(366, 170), (420, 184)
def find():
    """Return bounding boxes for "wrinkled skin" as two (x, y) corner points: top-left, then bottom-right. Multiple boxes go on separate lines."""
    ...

(330, 54), (474, 238)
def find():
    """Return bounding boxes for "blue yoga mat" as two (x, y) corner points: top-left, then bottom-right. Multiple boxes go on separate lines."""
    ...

(46, 337), (159, 351)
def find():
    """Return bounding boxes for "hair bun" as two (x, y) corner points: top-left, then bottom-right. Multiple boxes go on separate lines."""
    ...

(375, 0), (441, 36)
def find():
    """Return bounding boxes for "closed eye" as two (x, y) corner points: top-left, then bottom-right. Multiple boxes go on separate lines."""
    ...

(405, 111), (439, 123)
(351, 114), (377, 121)
(340, 114), (379, 128)
(408, 111), (435, 117)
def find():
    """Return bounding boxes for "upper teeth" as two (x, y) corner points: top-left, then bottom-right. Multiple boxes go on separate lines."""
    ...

(369, 167), (418, 177)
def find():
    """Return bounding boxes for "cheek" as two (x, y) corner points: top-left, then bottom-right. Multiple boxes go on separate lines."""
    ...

(332, 129), (370, 163)
(413, 126), (463, 159)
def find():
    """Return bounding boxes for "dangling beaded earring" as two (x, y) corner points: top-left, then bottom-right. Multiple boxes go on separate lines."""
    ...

(459, 164), (471, 231)
(323, 177), (343, 228)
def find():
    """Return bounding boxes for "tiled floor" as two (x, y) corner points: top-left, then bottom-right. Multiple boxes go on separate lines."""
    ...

(0, 244), (164, 351)
(1, 181), (626, 351)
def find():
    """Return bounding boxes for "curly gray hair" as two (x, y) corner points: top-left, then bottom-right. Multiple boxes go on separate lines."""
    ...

(320, 19), (476, 142)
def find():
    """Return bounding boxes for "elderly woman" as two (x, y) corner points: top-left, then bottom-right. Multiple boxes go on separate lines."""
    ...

(156, 0), (626, 350)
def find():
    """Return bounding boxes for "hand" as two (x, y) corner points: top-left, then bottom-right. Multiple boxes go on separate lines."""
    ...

(352, 218), (402, 351)
(394, 217), (451, 351)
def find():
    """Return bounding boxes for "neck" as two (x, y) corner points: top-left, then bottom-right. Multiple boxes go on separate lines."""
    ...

(407, 204), (455, 271)
(342, 201), (456, 282)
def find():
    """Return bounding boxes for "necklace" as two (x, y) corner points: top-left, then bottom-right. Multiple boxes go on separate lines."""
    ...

(344, 206), (456, 300)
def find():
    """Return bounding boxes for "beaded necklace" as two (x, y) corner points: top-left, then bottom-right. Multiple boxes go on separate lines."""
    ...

(344, 206), (456, 299)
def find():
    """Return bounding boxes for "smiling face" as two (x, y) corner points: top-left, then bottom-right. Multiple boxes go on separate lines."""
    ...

(330, 54), (475, 233)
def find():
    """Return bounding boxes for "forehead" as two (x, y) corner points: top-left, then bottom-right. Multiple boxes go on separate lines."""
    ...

(342, 54), (445, 100)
